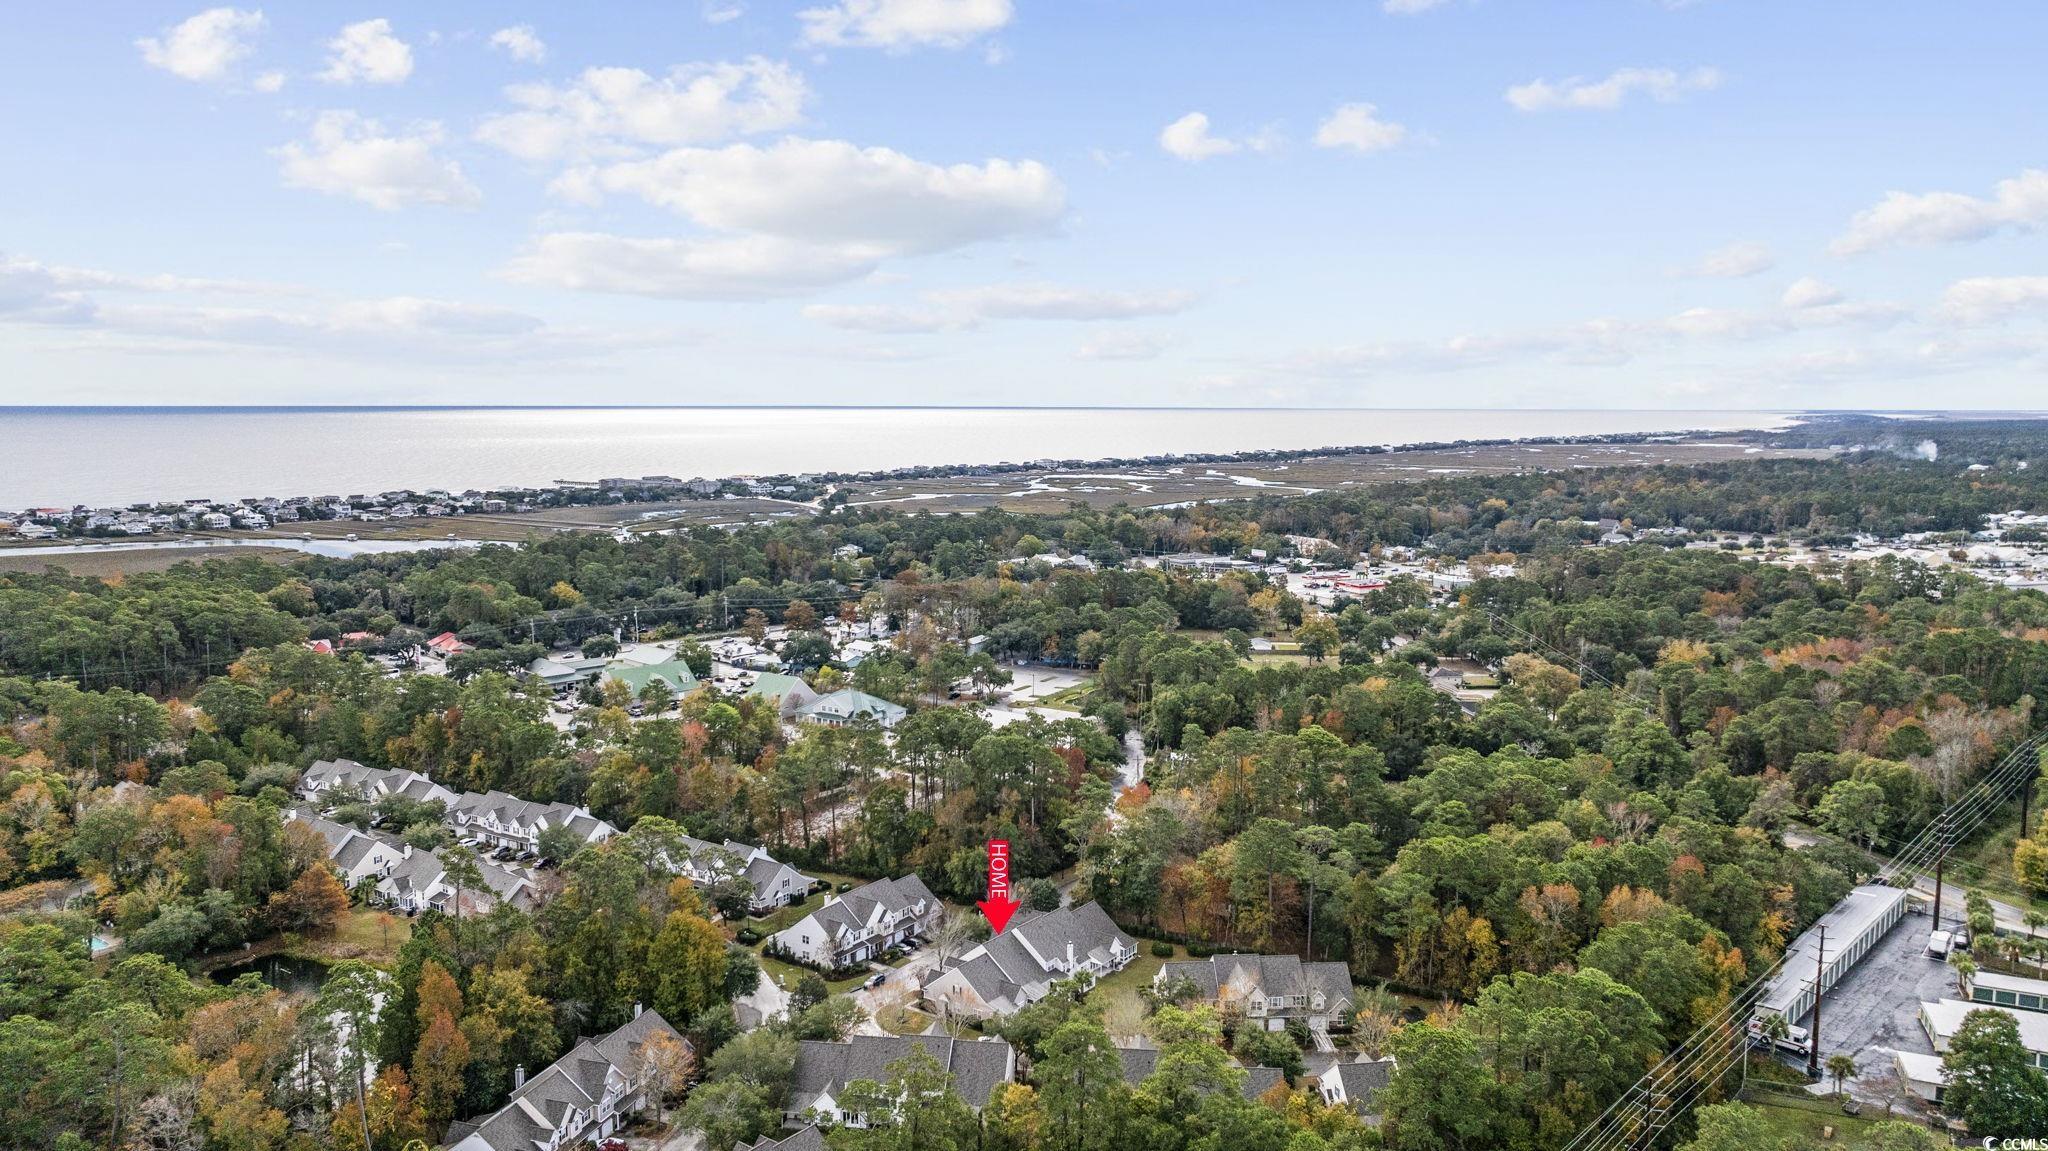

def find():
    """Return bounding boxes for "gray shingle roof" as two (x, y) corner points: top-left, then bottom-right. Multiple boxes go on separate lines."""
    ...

(789, 1036), (1014, 1114)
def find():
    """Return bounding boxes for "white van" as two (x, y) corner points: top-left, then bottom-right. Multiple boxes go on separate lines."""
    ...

(1927, 929), (1954, 959)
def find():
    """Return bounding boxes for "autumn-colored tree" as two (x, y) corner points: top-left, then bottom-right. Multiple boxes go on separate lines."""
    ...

(784, 599), (819, 631)
(412, 960), (470, 1131)
(638, 1030), (697, 1125)
(266, 862), (349, 934)
(412, 1010), (471, 1132)
(365, 1065), (428, 1151)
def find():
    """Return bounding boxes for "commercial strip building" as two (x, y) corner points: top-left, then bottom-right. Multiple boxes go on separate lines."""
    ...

(1751, 883), (1909, 1031)
(1919, 997), (2048, 1071)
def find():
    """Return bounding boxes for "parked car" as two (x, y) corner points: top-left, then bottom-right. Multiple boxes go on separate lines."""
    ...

(866, 972), (887, 989)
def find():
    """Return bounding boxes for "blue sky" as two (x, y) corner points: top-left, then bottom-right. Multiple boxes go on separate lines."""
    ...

(2, 0), (2045, 407)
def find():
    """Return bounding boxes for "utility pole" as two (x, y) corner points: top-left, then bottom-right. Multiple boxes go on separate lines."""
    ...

(1933, 812), (1949, 930)
(2025, 773), (2034, 841)
(1808, 925), (1826, 1080)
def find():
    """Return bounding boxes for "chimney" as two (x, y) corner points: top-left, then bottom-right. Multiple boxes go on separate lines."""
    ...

(633, 1002), (643, 1019)
(1066, 940), (1075, 970)
(513, 1065), (525, 1090)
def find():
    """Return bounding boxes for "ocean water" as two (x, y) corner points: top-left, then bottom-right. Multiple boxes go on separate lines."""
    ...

(0, 407), (1792, 508)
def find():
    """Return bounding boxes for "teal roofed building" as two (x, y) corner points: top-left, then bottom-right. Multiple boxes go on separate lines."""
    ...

(745, 672), (820, 717)
(603, 656), (699, 698)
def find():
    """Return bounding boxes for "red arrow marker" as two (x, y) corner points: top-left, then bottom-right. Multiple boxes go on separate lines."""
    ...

(977, 839), (1019, 934)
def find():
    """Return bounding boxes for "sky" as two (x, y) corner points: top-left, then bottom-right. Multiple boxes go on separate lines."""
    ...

(2, 0), (2046, 409)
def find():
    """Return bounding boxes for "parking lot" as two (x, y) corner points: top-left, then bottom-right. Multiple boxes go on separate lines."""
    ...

(1790, 899), (1958, 1105)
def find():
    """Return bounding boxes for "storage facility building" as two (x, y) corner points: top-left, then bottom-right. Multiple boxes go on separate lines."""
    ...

(1752, 883), (1909, 1029)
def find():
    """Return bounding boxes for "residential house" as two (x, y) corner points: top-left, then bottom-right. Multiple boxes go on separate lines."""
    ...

(786, 1036), (1016, 1126)
(296, 758), (616, 860)
(738, 1128), (825, 1151)
(1115, 1047), (1285, 1101)
(794, 688), (906, 730)
(1312, 1054), (1394, 1120)
(286, 812), (403, 888)
(1155, 954), (1355, 1033)
(446, 1008), (689, 1151)
(922, 902), (1136, 1021)
(767, 874), (941, 972)
(679, 835), (814, 914)
(377, 843), (536, 915)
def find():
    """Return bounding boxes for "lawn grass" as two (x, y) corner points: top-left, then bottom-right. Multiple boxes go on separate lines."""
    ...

(1737, 1089), (1891, 1144)
(1037, 683), (1095, 711)
(309, 908), (412, 967)
(1089, 937), (1183, 1039)
(757, 953), (869, 996)
(875, 1004), (935, 1036)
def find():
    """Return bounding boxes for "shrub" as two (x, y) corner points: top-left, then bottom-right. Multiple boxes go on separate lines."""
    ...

(1151, 941), (1175, 959)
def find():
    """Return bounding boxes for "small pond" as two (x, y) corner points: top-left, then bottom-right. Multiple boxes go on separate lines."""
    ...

(208, 954), (334, 995)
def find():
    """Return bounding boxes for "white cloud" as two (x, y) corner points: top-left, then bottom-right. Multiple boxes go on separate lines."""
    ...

(477, 58), (808, 162)
(802, 283), (1195, 331)
(801, 303), (966, 333)
(1684, 240), (1774, 278)
(1382, 0), (1449, 12)
(275, 112), (480, 210)
(1313, 103), (1407, 154)
(510, 133), (1065, 295)
(1937, 276), (2048, 325)
(1505, 66), (1721, 112)
(1160, 112), (1243, 161)
(1076, 331), (1165, 360)
(1780, 277), (1843, 309)
(932, 283), (1196, 320)
(489, 25), (546, 64)
(253, 70), (285, 93)
(1, 251), (672, 366)
(1832, 169), (2048, 256)
(568, 137), (1064, 254)
(320, 18), (413, 85)
(137, 8), (265, 83)
(504, 233), (875, 299)
(798, 0), (1012, 50)
(705, 3), (746, 24)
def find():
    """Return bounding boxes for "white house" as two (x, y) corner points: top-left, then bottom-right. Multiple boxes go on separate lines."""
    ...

(786, 1036), (1015, 1127)
(678, 835), (814, 914)
(1156, 954), (1355, 1033)
(446, 1008), (688, 1151)
(767, 874), (941, 972)
(923, 902), (1135, 1021)
(1314, 1055), (1395, 1120)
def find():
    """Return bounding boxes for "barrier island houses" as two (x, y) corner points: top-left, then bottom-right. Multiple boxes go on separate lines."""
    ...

(296, 758), (616, 858)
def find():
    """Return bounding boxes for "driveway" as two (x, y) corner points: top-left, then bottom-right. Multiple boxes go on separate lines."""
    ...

(737, 962), (792, 1026)
(851, 944), (943, 1033)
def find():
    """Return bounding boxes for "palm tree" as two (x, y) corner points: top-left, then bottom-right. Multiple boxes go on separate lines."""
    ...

(1951, 952), (1978, 991)
(2026, 909), (2046, 943)
(1760, 1012), (1791, 1049)
(1825, 1052), (1858, 1100)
